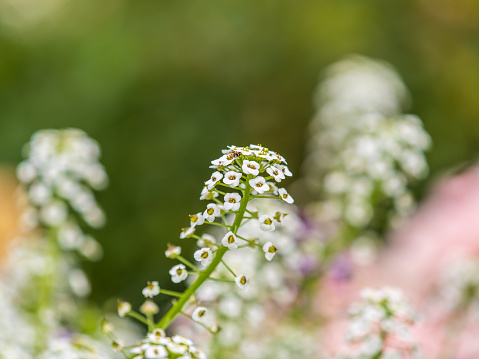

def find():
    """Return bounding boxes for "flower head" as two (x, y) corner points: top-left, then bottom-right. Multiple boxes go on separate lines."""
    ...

(267, 165), (285, 182)
(259, 214), (275, 232)
(224, 193), (242, 211)
(278, 188), (294, 204)
(263, 241), (278, 261)
(205, 171), (223, 190)
(223, 171), (242, 188)
(142, 281), (160, 298)
(192, 306), (208, 322)
(204, 203), (221, 222)
(221, 231), (238, 249)
(118, 300), (132, 317)
(165, 245), (181, 259)
(140, 300), (159, 315)
(194, 248), (214, 267)
(249, 177), (270, 194)
(235, 274), (248, 289)
(242, 160), (261, 176)
(189, 212), (205, 227)
(169, 264), (188, 283)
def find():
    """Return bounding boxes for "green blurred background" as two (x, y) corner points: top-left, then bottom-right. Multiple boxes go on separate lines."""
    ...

(1, 0), (479, 308)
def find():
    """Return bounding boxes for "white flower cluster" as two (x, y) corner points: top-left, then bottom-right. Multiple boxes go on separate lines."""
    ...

(0, 129), (119, 359)
(175, 144), (294, 286)
(337, 287), (418, 359)
(305, 56), (431, 231)
(438, 256), (479, 312)
(17, 128), (107, 234)
(128, 329), (206, 359)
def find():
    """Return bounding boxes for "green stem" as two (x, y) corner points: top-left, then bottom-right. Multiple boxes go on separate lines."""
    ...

(221, 260), (237, 277)
(157, 176), (252, 330)
(176, 256), (199, 271)
(160, 289), (183, 297)
(127, 311), (149, 326)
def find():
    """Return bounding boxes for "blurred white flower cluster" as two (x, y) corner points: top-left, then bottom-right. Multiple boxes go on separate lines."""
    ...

(305, 56), (431, 232)
(0, 128), (117, 358)
(337, 287), (418, 359)
(18, 128), (107, 234)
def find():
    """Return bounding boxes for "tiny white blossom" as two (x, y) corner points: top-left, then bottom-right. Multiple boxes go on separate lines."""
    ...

(194, 248), (214, 266)
(165, 245), (181, 258)
(200, 186), (219, 200)
(180, 227), (195, 239)
(266, 165), (285, 182)
(140, 300), (159, 315)
(142, 281), (160, 298)
(221, 231), (239, 249)
(205, 171), (223, 190)
(259, 214), (275, 232)
(204, 203), (221, 222)
(147, 328), (166, 343)
(118, 300), (132, 317)
(263, 242), (278, 261)
(189, 212), (205, 227)
(248, 177), (270, 194)
(192, 306), (208, 322)
(235, 274), (248, 289)
(223, 171), (242, 187)
(224, 192), (242, 211)
(169, 264), (188, 283)
(242, 160), (261, 176)
(278, 188), (294, 204)
(144, 345), (168, 358)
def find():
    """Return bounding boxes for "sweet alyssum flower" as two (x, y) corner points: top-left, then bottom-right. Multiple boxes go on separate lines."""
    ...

(223, 171), (242, 187)
(266, 165), (285, 182)
(263, 242), (278, 261)
(180, 226), (195, 239)
(221, 231), (239, 250)
(224, 193), (242, 211)
(204, 203), (221, 222)
(118, 300), (132, 317)
(165, 245), (181, 259)
(235, 275), (248, 289)
(278, 188), (294, 204)
(249, 176), (270, 194)
(140, 300), (160, 315)
(242, 160), (261, 176)
(192, 307), (208, 322)
(169, 264), (189, 283)
(259, 214), (275, 232)
(205, 171), (223, 190)
(194, 248), (214, 266)
(142, 281), (160, 298)
(190, 212), (205, 227)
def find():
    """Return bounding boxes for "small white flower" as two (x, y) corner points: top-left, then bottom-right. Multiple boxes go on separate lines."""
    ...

(242, 160), (261, 176)
(194, 248), (214, 266)
(169, 264), (188, 283)
(192, 306), (208, 322)
(221, 231), (238, 249)
(259, 214), (275, 231)
(205, 171), (223, 190)
(278, 188), (294, 204)
(211, 154), (235, 168)
(142, 281), (160, 298)
(165, 245), (181, 258)
(29, 181), (52, 205)
(263, 242), (277, 261)
(235, 274), (248, 289)
(204, 203), (221, 222)
(248, 177), (270, 194)
(40, 200), (68, 226)
(144, 345), (168, 358)
(180, 227), (195, 239)
(223, 171), (242, 187)
(266, 165), (285, 182)
(200, 186), (218, 200)
(147, 328), (166, 343)
(118, 300), (132, 317)
(140, 300), (159, 315)
(189, 212), (205, 227)
(224, 193), (242, 211)
(277, 164), (292, 177)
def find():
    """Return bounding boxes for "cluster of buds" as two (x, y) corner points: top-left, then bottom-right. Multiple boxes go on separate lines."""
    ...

(337, 287), (418, 359)
(305, 56), (431, 234)
(17, 128), (106, 260)
(114, 145), (295, 358)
